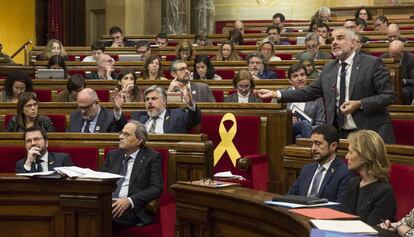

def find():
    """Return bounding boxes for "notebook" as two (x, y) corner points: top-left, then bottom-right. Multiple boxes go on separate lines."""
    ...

(290, 208), (359, 220)
(37, 69), (65, 79)
(272, 195), (328, 205)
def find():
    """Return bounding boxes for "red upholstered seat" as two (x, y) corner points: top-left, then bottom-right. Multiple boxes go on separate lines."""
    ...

(275, 69), (285, 78)
(392, 119), (414, 146)
(34, 89), (52, 102)
(68, 70), (87, 77)
(104, 147), (175, 237)
(212, 90), (224, 102)
(165, 55), (176, 61)
(200, 114), (269, 191)
(389, 163), (414, 220)
(95, 89), (110, 102)
(370, 52), (384, 57)
(215, 69), (235, 79)
(0, 146), (26, 173)
(276, 53), (292, 60)
(4, 114), (66, 132)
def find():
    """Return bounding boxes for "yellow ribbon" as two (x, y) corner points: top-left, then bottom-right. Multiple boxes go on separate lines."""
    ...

(213, 113), (241, 167)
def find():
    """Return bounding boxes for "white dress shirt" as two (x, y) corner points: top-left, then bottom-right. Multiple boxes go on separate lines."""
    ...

(144, 109), (166, 134)
(118, 149), (139, 208)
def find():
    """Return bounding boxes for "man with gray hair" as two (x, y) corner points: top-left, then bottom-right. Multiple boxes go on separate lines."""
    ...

(113, 85), (201, 134)
(318, 7), (331, 22)
(257, 28), (396, 143)
(103, 120), (163, 229)
(245, 52), (277, 79)
(68, 88), (118, 133)
(295, 32), (332, 60)
(387, 23), (406, 42)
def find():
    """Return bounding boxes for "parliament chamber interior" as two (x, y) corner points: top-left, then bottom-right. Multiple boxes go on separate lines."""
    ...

(0, 0), (414, 237)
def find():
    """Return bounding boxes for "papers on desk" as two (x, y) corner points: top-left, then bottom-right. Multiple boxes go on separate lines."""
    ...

(310, 220), (378, 235)
(290, 208), (359, 220)
(214, 171), (245, 180)
(264, 200), (340, 208)
(311, 229), (372, 237)
(16, 171), (62, 179)
(54, 166), (123, 179)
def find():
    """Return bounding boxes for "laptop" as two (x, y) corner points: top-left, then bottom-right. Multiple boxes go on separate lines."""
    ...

(118, 54), (143, 62)
(37, 69), (65, 79)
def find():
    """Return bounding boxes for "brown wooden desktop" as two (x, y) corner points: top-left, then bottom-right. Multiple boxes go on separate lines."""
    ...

(0, 174), (116, 237)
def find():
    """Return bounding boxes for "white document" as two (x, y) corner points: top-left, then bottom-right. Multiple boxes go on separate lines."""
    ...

(214, 171), (244, 180)
(264, 200), (340, 208)
(54, 166), (123, 179)
(310, 220), (378, 235)
(16, 171), (57, 177)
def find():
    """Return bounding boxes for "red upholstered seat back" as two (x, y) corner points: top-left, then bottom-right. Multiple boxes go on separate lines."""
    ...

(34, 89), (52, 102)
(4, 114), (66, 132)
(276, 53), (292, 60)
(212, 90), (224, 102)
(0, 146), (26, 173)
(48, 147), (99, 170)
(95, 89), (110, 102)
(215, 69), (235, 79)
(389, 163), (414, 220)
(68, 70), (87, 77)
(200, 114), (261, 176)
(392, 119), (414, 145)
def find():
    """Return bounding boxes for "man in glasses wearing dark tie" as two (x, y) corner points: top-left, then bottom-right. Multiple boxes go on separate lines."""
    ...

(102, 120), (162, 229)
(15, 126), (73, 173)
(257, 27), (396, 143)
(287, 125), (352, 207)
(68, 88), (118, 133)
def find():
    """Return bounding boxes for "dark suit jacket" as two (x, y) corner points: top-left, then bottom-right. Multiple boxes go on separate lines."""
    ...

(224, 93), (263, 103)
(259, 70), (278, 79)
(287, 157), (352, 206)
(296, 51), (333, 60)
(68, 106), (119, 133)
(281, 52), (396, 143)
(117, 106), (201, 134)
(7, 115), (55, 132)
(190, 82), (216, 102)
(102, 147), (163, 225)
(342, 176), (396, 226)
(381, 51), (414, 84)
(15, 152), (73, 173)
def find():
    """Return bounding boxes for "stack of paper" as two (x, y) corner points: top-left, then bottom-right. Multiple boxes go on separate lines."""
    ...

(290, 208), (359, 219)
(264, 200), (339, 208)
(54, 166), (123, 179)
(214, 171), (245, 180)
(310, 220), (378, 235)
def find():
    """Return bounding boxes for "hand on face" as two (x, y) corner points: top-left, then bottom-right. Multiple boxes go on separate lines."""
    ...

(27, 146), (42, 163)
(168, 78), (184, 92)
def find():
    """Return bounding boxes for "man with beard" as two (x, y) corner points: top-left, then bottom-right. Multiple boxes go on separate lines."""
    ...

(16, 126), (73, 173)
(167, 60), (216, 102)
(245, 52), (277, 80)
(287, 125), (352, 206)
(68, 88), (118, 133)
(113, 85), (201, 134)
(257, 28), (396, 143)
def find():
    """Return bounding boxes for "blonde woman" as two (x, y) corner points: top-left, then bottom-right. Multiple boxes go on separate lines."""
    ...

(37, 39), (67, 61)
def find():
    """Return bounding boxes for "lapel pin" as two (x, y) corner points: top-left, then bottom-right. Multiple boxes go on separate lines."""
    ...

(166, 116), (169, 120)
(192, 90), (196, 95)
(95, 126), (100, 131)
(331, 168), (335, 173)
(49, 161), (54, 165)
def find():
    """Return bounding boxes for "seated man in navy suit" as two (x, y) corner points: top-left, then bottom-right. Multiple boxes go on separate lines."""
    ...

(246, 52), (278, 80)
(103, 120), (163, 229)
(68, 88), (118, 133)
(113, 85), (201, 134)
(16, 126), (73, 173)
(288, 125), (352, 206)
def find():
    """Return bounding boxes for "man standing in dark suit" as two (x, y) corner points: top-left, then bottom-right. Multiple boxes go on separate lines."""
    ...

(288, 125), (352, 206)
(16, 126), (73, 173)
(114, 85), (201, 134)
(68, 88), (118, 133)
(381, 40), (414, 105)
(103, 120), (162, 228)
(257, 28), (396, 143)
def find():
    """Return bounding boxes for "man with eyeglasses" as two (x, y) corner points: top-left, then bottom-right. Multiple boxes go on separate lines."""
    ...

(246, 52), (277, 80)
(68, 88), (118, 133)
(265, 26), (290, 46)
(113, 85), (201, 134)
(167, 60), (216, 102)
(295, 32), (332, 60)
(105, 26), (136, 48)
(103, 120), (162, 230)
(16, 126), (73, 173)
(374, 16), (389, 33)
(135, 40), (152, 61)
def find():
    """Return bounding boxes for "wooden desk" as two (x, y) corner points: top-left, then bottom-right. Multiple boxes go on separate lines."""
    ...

(0, 174), (115, 237)
(172, 182), (311, 237)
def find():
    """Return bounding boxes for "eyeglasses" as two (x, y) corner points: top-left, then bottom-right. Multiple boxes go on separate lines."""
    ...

(237, 84), (251, 89)
(78, 99), (97, 111)
(174, 66), (187, 72)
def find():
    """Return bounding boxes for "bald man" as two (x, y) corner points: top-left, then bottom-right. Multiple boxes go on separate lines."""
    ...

(387, 24), (405, 42)
(68, 88), (119, 133)
(233, 20), (245, 35)
(381, 40), (414, 104)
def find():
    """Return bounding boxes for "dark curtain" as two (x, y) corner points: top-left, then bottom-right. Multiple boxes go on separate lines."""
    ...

(48, 0), (63, 41)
